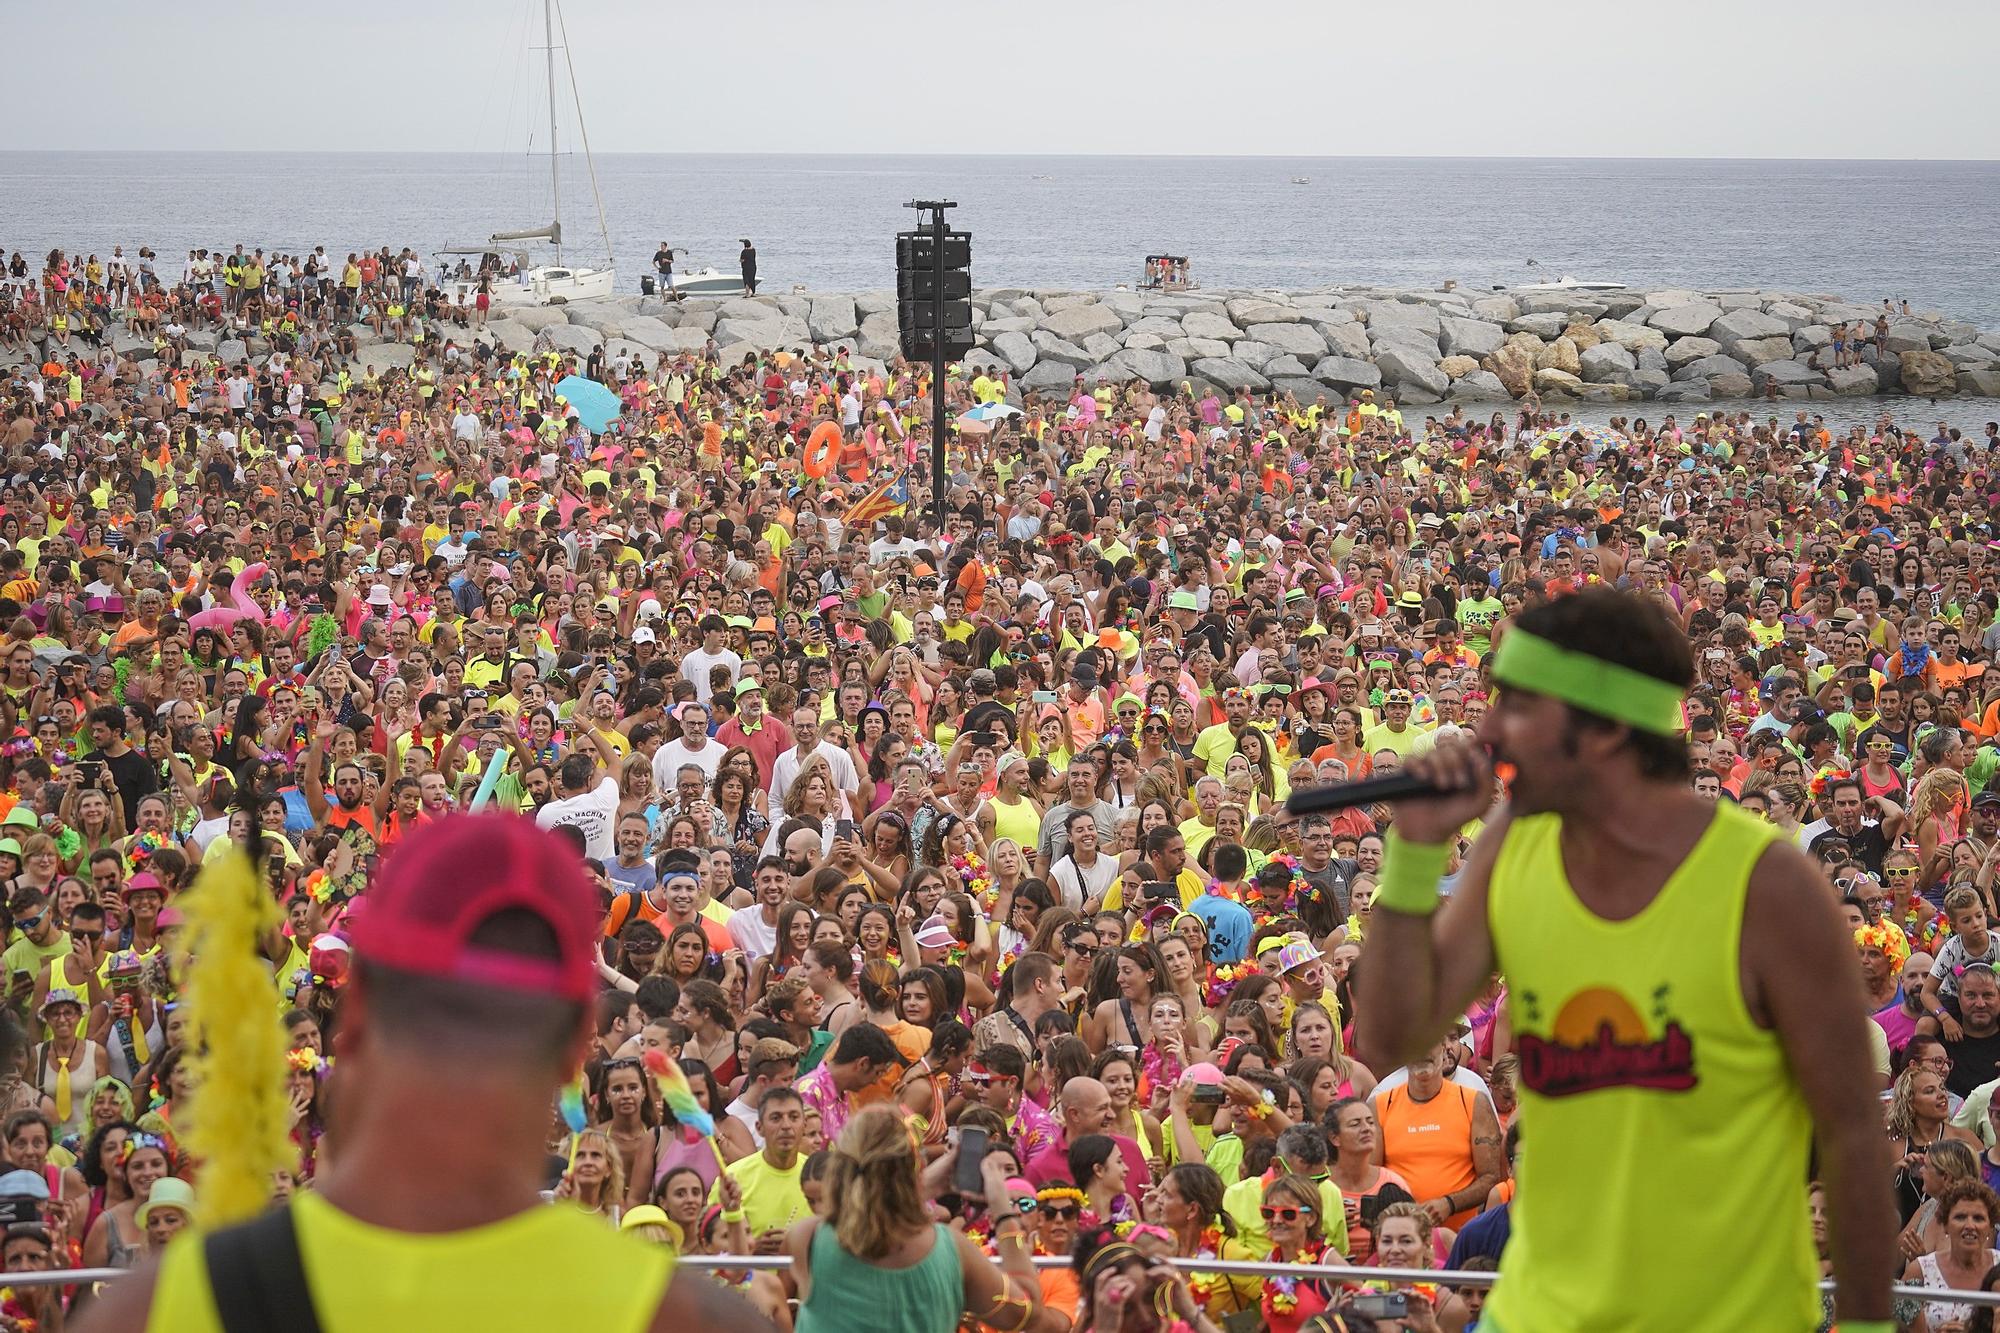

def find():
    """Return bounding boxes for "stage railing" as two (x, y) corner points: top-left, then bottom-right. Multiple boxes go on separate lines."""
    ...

(13, 1254), (1996, 1309)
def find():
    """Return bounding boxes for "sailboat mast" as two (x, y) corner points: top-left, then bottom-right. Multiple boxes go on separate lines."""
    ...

(544, 0), (562, 266)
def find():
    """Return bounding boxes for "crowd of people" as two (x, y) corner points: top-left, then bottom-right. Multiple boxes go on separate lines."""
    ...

(0, 237), (1995, 1330)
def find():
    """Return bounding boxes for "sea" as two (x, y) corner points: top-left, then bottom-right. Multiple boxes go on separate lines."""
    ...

(3, 152), (1998, 428)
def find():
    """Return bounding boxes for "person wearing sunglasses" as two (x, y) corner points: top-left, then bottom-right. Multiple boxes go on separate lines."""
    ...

(1259, 1172), (1334, 1333)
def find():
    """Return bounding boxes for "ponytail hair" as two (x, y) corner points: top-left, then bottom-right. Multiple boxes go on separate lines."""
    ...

(825, 1106), (927, 1261)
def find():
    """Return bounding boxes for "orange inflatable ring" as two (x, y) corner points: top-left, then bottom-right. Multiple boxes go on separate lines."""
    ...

(803, 421), (842, 479)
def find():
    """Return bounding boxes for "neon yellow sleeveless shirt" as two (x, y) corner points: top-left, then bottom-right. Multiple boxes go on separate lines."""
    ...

(148, 1190), (673, 1333)
(1483, 801), (1817, 1333)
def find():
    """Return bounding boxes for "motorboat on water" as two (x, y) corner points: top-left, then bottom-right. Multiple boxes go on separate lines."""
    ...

(1508, 275), (1628, 293)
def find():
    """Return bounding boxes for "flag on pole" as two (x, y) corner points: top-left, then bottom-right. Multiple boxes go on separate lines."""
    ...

(844, 473), (909, 527)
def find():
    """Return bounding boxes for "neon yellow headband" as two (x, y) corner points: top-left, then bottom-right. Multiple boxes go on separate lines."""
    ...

(1491, 630), (1685, 736)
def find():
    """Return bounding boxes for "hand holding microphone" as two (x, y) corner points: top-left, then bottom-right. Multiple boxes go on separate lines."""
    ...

(1285, 737), (1496, 843)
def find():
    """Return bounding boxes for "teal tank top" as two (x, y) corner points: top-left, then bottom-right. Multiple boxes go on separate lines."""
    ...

(797, 1222), (962, 1333)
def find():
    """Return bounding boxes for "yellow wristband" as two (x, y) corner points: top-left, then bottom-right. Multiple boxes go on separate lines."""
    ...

(1376, 830), (1452, 916)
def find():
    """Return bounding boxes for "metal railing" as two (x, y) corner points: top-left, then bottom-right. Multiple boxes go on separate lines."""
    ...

(671, 1252), (2000, 1310)
(3, 1253), (1989, 1311)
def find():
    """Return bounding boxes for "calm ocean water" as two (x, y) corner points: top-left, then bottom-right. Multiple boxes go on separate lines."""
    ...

(2, 153), (1997, 329)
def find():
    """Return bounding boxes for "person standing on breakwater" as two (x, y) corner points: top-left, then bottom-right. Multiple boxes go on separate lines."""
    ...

(740, 240), (757, 295)
(1357, 589), (1896, 1332)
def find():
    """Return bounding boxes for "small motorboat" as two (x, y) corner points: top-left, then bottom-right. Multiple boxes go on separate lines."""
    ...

(1291, 176), (1311, 185)
(1512, 275), (1628, 293)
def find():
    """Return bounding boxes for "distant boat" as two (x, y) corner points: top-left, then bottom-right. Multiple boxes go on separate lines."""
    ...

(1291, 176), (1311, 185)
(1513, 275), (1627, 293)
(438, 0), (614, 305)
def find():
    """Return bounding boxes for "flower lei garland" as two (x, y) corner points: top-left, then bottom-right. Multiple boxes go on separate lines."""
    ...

(1204, 960), (1257, 1009)
(1855, 919), (1911, 969)
(1262, 1238), (1328, 1314)
(952, 852), (993, 912)
(1181, 1223), (1234, 1304)
(1808, 766), (1851, 803)
(1251, 855), (1322, 926)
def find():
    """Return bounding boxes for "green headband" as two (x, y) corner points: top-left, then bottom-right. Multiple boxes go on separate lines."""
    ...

(1492, 630), (1685, 736)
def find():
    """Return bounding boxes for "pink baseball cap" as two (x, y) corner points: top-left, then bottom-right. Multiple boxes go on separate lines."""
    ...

(347, 814), (599, 1003)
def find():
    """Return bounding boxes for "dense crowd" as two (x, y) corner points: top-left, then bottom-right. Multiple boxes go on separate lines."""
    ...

(0, 242), (1998, 1331)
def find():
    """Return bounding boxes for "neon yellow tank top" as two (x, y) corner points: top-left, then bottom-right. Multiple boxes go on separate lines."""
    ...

(147, 1190), (673, 1333)
(1482, 801), (1816, 1333)
(987, 794), (1040, 852)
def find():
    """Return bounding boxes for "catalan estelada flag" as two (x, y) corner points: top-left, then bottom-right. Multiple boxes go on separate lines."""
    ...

(844, 473), (909, 526)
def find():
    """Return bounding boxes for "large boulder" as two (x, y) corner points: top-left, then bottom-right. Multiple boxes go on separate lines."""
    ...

(1356, 300), (1442, 336)
(1030, 331), (1094, 367)
(1440, 316), (1507, 359)
(1226, 299), (1302, 326)
(1750, 360), (1823, 390)
(1376, 346), (1449, 397)
(1534, 336), (1582, 376)
(1656, 381), (1713, 404)
(508, 305), (572, 332)
(1262, 356), (1313, 380)
(716, 297), (781, 322)
(1323, 323), (1372, 359)
(1764, 300), (1815, 331)
(1648, 303), (1723, 338)
(1826, 365), (1881, 395)
(1561, 321), (1603, 351)
(1578, 341), (1636, 382)
(1190, 357), (1270, 392)
(1593, 320), (1668, 354)
(1469, 295), (1520, 323)
(358, 343), (416, 375)
(1448, 370), (1512, 401)
(1020, 360), (1078, 391)
(1042, 304), (1125, 343)
(1437, 355), (1481, 379)
(1483, 345), (1536, 397)
(1612, 367), (1672, 396)
(1101, 346), (1188, 386)
(564, 302), (631, 337)
(1708, 308), (1793, 353)
(1663, 336), (1722, 367)
(217, 338), (249, 365)
(616, 314), (679, 352)
(1673, 353), (1751, 383)
(537, 323), (602, 356)
(855, 310), (901, 360)
(1944, 343), (1999, 368)
(1082, 332), (1123, 361)
(1180, 311), (1240, 342)
(1959, 368), (2000, 396)
(1900, 349), (1958, 396)
(1533, 368), (1584, 394)
(807, 296), (858, 342)
(1166, 337), (1231, 362)
(1369, 326), (1442, 360)
(1884, 323), (1936, 354)
(1226, 341), (1282, 372)
(1791, 325), (1832, 353)
(989, 330), (1037, 375)
(1246, 323), (1328, 361)
(1311, 356), (1382, 392)
(1706, 371), (1754, 398)
(1517, 293), (1608, 319)
(711, 318), (807, 352)
(1507, 312), (1567, 339)
(1730, 337), (1798, 368)
(1126, 316), (1185, 339)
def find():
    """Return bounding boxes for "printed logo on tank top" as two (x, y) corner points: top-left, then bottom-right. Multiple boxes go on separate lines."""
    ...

(1514, 985), (1696, 1097)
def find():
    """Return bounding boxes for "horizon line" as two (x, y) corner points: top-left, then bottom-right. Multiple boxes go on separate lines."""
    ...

(5, 149), (1999, 165)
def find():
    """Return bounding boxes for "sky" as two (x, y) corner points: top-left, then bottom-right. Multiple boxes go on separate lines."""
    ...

(8, 0), (2000, 159)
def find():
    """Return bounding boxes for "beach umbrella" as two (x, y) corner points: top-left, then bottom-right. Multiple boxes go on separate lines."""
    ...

(553, 375), (622, 435)
(1537, 424), (1628, 451)
(962, 402), (1022, 423)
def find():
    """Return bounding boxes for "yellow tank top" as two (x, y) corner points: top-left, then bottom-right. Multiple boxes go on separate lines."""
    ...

(1482, 802), (1816, 1333)
(987, 795), (1040, 852)
(148, 1190), (672, 1333)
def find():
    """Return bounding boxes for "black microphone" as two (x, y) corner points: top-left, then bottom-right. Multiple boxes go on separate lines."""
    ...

(1284, 771), (1444, 816)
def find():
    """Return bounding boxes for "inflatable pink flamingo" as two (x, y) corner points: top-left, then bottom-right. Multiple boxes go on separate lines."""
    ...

(187, 562), (270, 634)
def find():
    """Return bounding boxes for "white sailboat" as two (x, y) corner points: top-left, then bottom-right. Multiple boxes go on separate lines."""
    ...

(439, 0), (614, 306)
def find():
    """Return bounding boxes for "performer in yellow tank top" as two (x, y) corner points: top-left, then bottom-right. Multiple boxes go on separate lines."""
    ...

(1348, 589), (1895, 1333)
